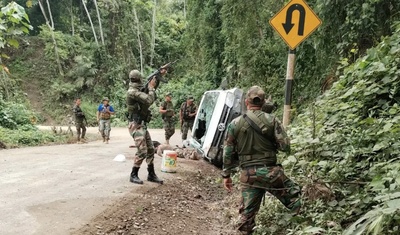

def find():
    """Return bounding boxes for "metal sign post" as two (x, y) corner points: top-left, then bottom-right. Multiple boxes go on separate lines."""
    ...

(269, 0), (322, 127)
(283, 49), (296, 127)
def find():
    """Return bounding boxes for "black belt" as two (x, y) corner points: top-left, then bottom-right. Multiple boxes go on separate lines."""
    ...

(242, 163), (276, 169)
(239, 152), (276, 161)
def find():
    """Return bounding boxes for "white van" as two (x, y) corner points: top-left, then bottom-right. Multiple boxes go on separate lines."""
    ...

(188, 88), (246, 167)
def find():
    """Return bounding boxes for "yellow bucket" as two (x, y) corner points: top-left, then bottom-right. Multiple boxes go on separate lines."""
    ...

(161, 150), (177, 173)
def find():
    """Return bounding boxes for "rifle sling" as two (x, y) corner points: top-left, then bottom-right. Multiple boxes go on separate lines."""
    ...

(243, 112), (269, 141)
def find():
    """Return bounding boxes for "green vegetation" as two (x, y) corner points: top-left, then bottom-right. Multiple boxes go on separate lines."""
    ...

(0, 126), (66, 147)
(1, 0), (399, 233)
(0, 1), (73, 148)
(254, 22), (400, 235)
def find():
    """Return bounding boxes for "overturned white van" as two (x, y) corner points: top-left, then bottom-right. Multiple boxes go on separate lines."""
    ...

(188, 88), (246, 167)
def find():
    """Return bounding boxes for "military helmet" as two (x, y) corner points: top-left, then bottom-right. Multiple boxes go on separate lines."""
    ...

(129, 70), (142, 82)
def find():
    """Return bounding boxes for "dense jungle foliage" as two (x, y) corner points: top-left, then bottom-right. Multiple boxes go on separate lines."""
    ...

(0, 0), (399, 234)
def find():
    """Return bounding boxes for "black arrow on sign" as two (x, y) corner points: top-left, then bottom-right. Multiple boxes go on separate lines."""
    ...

(282, 4), (306, 36)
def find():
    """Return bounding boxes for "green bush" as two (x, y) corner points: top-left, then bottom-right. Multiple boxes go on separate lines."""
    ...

(0, 126), (67, 148)
(0, 98), (37, 130)
(255, 22), (400, 234)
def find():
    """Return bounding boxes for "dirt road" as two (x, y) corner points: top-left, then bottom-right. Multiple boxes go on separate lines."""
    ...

(0, 127), (238, 235)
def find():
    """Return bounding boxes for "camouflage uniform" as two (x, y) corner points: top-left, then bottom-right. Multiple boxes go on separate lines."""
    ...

(222, 86), (301, 234)
(72, 103), (86, 142)
(180, 98), (197, 140)
(160, 98), (175, 142)
(127, 70), (163, 185)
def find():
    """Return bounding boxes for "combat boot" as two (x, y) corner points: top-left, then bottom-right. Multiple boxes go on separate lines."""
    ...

(147, 164), (163, 184)
(165, 139), (169, 145)
(130, 167), (143, 184)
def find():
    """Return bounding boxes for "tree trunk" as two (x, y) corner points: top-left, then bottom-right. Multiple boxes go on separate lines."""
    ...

(70, 0), (74, 35)
(93, 0), (104, 45)
(109, 12), (116, 54)
(45, 0), (54, 29)
(38, 0), (64, 76)
(183, 0), (186, 18)
(150, 0), (157, 66)
(81, 0), (99, 45)
(133, 8), (143, 73)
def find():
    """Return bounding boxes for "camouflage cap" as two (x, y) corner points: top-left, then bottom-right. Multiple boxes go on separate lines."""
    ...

(187, 95), (194, 101)
(129, 70), (142, 82)
(165, 92), (172, 97)
(103, 97), (109, 101)
(246, 86), (265, 106)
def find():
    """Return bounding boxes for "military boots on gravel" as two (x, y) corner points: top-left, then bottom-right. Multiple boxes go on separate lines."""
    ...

(130, 167), (143, 184)
(147, 164), (163, 184)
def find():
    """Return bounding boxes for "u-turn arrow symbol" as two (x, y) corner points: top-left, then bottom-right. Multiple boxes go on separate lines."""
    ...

(282, 4), (305, 36)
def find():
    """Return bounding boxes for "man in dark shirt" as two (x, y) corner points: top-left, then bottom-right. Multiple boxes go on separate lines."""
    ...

(72, 98), (86, 143)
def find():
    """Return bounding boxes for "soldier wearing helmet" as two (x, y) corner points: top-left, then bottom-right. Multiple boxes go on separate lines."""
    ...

(222, 86), (301, 234)
(126, 69), (167, 185)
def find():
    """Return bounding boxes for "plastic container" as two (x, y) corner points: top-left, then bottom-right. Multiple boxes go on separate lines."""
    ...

(161, 150), (177, 173)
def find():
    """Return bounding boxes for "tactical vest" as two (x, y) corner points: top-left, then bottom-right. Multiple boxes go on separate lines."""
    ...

(73, 105), (84, 122)
(161, 101), (174, 118)
(182, 102), (196, 121)
(126, 96), (140, 113)
(100, 105), (111, 120)
(233, 110), (277, 167)
(126, 87), (152, 123)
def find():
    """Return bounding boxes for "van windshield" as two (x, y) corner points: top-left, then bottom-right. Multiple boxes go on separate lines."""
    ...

(193, 91), (220, 143)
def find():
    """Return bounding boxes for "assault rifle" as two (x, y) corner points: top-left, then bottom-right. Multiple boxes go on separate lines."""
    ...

(141, 60), (178, 94)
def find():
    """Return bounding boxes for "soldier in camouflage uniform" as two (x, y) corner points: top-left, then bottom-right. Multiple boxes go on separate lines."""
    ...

(179, 95), (197, 143)
(126, 69), (166, 185)
(221, 86), (301, 234)
(159, 92), (175, 145)
(72, 98), (86, 143)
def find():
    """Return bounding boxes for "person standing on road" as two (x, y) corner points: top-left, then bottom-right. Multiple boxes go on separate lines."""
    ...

(179, 95), (197, 144)
(159, 92), (175, 145)
(221, 86), (301, 234)
(72, 98), (87, 144)
(96, 97), (115, 144)
(126, 69), (166, 185)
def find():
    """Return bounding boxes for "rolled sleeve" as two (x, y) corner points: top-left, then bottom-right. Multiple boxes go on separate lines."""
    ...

(222, 121), (238, 177)
(274, 118), (290, 153)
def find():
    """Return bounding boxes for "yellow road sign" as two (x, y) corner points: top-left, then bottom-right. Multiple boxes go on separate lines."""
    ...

(270, 0), (321, 50)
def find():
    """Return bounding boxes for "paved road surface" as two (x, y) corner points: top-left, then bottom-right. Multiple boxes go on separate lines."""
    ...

(0, 127), (185, 235)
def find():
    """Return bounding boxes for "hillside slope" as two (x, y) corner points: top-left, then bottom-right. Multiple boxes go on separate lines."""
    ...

(9, 37), (57, 124)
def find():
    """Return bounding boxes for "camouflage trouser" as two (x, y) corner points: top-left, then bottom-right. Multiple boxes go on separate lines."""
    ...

(99, 119), (111, 140)
(163, 117), (175, 140)
(181, 120), (194, 140)
(75, 122), (86, 140)
(129, 123), (155, 167)
(238, 165), (301, 234)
